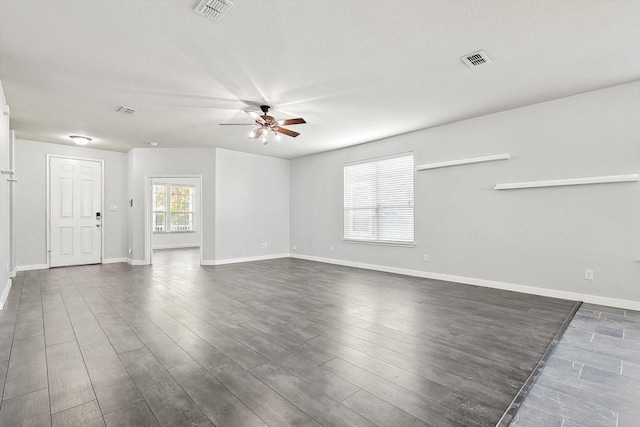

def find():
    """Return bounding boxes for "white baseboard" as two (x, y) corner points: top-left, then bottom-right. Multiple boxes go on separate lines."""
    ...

(210, 253), (291, 266)
(103, 258), (127, 264)
(16, 263), (49, 272)
(290, 254), (640, 311)
(152, 244), (200, 250)
(0, 278), (12, 310)
(200, 260), (216, 266)
(126, 258), (147, 266)
(9, 269), (16, 278)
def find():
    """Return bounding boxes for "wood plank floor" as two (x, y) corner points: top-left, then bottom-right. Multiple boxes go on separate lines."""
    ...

(0, 249), (578, 427)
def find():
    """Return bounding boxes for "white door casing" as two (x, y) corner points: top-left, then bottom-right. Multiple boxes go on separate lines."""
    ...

(49, 157), (102, 267)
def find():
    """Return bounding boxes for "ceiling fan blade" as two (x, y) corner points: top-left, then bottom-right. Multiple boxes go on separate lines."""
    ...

(275, 127), (300, 138)
(247, 111), (266, 124)
(278, 118), (306, 126)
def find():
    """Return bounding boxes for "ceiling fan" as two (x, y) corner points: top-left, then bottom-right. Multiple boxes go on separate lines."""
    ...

(219, 105), (306, 144)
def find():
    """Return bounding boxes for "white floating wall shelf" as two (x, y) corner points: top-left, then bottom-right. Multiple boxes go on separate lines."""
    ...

(416, 153), (510, 171)
(494, 174), (640, 190)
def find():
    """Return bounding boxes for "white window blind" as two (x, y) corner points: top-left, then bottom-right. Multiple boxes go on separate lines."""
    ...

(344, 154), (414, 244)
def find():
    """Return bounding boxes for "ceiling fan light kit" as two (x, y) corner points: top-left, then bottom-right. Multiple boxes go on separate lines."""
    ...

(220, 105), (306, 145)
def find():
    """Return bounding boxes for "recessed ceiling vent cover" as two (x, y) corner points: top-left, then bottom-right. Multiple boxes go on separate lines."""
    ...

(193, 0), (234, 22)
(117, 106), (137, 114)
(461, 50), (491, 68)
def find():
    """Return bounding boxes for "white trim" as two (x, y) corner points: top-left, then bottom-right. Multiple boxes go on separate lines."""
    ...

(200, 259), (217, 266)
(102, 257), (127, 264)
(16, 263), (49, 271)
(0, 278), (12, 310)
(344, 151), (413, 168)
(290, 254), (640, 311)
(46, 154), (105, 267)
(126, 258), (147, 266)
(9, 130), (16, 277)
(9, 270), (16, 279)
(494, 173), (640, 190)
(343, 239), (416, 248)
(416, 153), (510, 171)
(211, 253), (290, 266)
(152, 244), (201, 250)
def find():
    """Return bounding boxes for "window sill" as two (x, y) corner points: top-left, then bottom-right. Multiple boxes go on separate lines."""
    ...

(153, 231), (196, 234)
(342, 239), (415, 248)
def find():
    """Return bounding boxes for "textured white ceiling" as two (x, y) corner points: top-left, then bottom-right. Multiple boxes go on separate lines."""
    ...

(1, 0), (639, 159)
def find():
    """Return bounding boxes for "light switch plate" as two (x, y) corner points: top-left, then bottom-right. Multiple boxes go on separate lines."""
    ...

(110, 205), (118, 211)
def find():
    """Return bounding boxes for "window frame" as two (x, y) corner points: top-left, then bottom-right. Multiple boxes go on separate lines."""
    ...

(343, 152), (415, 246)
(152, 183), (195, 234)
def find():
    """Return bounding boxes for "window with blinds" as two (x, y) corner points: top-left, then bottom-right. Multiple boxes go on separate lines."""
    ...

(344, 153), (414, 244)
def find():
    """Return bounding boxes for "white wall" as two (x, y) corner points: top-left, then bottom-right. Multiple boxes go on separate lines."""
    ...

(215, 148), (290, 262)
(127, 147), (215, 262)
(0, 82), (12, 308)
(14, 139), (129, 267)
(11, 144), (288, 268)
(151, 177), (201, 249)
(291, 81), (640, 307)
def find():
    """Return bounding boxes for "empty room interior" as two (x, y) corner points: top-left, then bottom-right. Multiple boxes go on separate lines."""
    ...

(1, 1), (640, 426)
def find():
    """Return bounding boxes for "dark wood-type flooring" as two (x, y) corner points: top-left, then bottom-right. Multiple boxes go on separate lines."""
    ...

(0, 250), (578, 426)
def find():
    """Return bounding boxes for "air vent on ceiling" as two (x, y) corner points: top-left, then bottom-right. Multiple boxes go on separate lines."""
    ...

(117, 106), (138, 114)
(461, 50), (491, 68)
(193, 0), (234, 22)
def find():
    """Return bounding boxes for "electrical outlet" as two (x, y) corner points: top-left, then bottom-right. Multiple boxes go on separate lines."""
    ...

(261, 243), (267, 248)
(585, 269), (594, 281)
(330, 245), (334, 251)
(292, 245), (297, 251)
(128, 248), (132, 255)
(423, 254), (429, 262)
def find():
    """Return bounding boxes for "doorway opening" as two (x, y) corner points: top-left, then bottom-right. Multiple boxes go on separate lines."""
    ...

(144, 176), (203, 266)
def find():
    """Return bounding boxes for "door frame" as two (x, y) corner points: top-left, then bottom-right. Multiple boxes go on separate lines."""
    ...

(143, 175), (203, 265)
(46, 154), (105, 268)
(9, 131), (15, 277)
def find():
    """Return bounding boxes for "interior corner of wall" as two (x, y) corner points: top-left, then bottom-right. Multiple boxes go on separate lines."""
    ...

(0, 278), (12, 310)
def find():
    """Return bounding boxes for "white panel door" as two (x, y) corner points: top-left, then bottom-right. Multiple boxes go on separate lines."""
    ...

(50, 157), (102, 267)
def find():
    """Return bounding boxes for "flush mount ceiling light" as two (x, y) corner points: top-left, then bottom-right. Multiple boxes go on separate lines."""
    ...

(69, 135), (92, 146)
